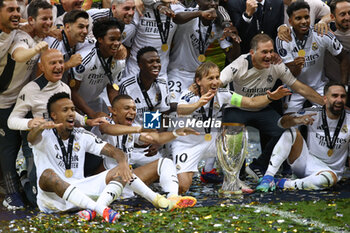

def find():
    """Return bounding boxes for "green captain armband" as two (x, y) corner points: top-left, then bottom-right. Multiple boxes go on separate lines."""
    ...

(230, 92), (243, 107)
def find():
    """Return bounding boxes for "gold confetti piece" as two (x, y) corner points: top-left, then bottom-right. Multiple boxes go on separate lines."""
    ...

(203, 215), (212, 219)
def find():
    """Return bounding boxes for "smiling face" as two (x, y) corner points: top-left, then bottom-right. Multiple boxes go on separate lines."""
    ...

(111, 98), (136, 126)
(251, 40), (274, 70)
(65, 17), (89, 44)
(138, 51), (161, 80)
(324, 85), (347, 118)
(50, 98), (76, 131)
(0, 0), (21, 33)
(333, 1), (350, 32)
(112, 0), (135, 24)
(196, 67), (220, 95)
(29, 8), (53, 37)
(98, 27), (122, 58)
(289, 8), (310, 37)
(39, 50), (64, 83)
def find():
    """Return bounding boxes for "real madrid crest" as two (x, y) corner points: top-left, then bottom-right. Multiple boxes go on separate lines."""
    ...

(341, 124), (348, 133)
(214, 102), (220, 110)
(312, 42), (318, 51)
(128, 134), (133, 142)
(267, 75), (273, 83)
(155, 93), (160, 102)
(73, 142), (80, 152)
(111, 61), (116, 70)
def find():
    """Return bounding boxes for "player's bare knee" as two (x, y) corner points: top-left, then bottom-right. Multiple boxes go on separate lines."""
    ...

(39, 169), (56, 189)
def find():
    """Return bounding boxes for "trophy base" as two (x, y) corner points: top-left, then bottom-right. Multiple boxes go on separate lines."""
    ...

(219, 179), (254, 196)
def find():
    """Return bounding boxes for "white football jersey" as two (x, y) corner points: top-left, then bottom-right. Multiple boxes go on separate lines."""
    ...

(168, 8), (231, 72)
(91, 117), (141, 169)
(31, 128), (107, 182)
(276, 28), (342, 89)
(294, 109), (350, 177)
(122, 5), (182, 79)
(120, 75), (170, 126)
(7, 76), (71, 131)
(73, 44), (125, 104)
(87, 8), (111, 23)
(0, 30), (41, 108)
(176, 88), (231, 142)
(0, 30), (16, 59)
(220, 53), (297, 110)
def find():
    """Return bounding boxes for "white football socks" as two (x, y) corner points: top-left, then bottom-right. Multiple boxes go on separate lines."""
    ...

(265, 128), (297, 177)
(157, 158), (179, 197)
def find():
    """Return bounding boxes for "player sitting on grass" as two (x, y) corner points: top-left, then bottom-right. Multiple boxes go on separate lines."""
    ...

(92, 94), (198, 208)
(28, 92), (181, 223)
(257, 82), (350, 192)
(173, 61), (291, 193)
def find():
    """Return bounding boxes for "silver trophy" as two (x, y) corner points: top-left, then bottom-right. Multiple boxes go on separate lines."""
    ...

(216, 123), (252, 195)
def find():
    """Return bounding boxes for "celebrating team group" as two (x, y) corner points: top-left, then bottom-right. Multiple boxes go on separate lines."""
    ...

(0, 0), (349, 223)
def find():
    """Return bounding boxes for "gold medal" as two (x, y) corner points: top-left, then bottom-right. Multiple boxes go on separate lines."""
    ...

(113, 83), (119, 91)
(327, 149), (333, 157)
(69, 79), (76, 88)
(161, 44), (168, 52)
(298, 49), (306, 57)
(204, 133), (212, 141)
(198, 54), (206, 62)
(65, 169), (73, 178)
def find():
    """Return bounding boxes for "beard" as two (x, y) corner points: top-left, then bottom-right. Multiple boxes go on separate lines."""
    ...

(329, 103), (345, 116)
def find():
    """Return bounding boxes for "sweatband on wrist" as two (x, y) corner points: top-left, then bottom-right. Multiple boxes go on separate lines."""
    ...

(230, 92), (243, 107)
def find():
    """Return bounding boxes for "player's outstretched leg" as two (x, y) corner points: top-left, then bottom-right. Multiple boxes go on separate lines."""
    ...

(256, 128), (298, 192)
(277, 171), (337, 191)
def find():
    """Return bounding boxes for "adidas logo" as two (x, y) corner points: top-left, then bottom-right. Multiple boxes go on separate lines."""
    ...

(134, 98), (141, 103)
(19, 94), (25, 101)
(91, 65), (97, 71)
(107, 192), (116, 200)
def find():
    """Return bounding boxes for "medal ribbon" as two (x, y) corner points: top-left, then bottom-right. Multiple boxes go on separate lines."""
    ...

(62, 31), (76, 79)
(96, 45), (114, 86)
(153, 9), (171, 46)
(53, 129), (74, 171)
(321, 106), (345, 150)
(198, 19), (213, 55)
(137, 76), (161, 111)
(199, 94), (214, 134)
(292, 29), (308, 50)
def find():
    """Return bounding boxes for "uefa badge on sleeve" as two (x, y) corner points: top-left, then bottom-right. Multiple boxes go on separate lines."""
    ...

(143, 110), (161, 129)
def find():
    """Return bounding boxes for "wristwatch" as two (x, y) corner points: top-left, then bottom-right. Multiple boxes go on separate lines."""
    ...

(243, 12), (252, 19)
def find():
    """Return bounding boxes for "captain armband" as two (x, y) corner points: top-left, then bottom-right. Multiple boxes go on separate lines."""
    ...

(230, 92), (243, 107)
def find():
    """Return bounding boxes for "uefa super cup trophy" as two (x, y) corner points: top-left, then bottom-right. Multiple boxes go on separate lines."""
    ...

(217, 123), (252, 194)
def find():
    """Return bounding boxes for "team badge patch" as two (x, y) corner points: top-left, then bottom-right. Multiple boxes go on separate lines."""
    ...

(54, 144), (59, 151)
(171, 92), (176, 100)
(111, 61), (116, 70)
(122, 32), (127, 40)
(214, 102), (220, 110)
(267, 75), (273, 83)
(95, 137), (103, 144)
(278, 48), (287, 57)
(341, 124), (348, 133)
(75, 64), (85, 73)
(155, 93), (160, 102)
(128, 135), (133, 142)
(176, 164), (181, 171)
(312, 42), (318, 51)
(73, 142), (80, 152)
